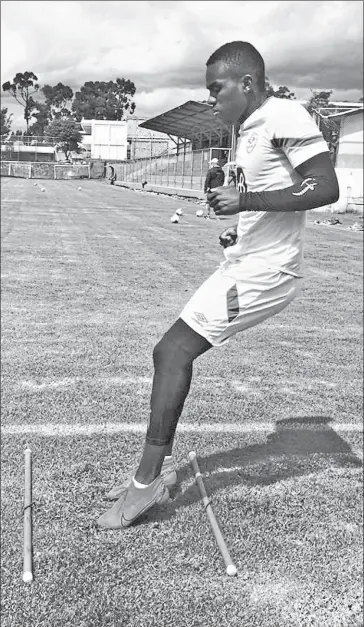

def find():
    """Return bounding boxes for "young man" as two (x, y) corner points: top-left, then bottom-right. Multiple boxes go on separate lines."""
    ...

(98, 41), (339, 529)
(204, 157), (225, 218)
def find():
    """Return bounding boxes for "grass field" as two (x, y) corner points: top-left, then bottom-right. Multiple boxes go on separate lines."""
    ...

(1, 177), (363, 627)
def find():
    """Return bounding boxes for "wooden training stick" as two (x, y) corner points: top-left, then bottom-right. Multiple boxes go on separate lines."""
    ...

(188, 451), (237, 577)
(23, 448), (33, 583)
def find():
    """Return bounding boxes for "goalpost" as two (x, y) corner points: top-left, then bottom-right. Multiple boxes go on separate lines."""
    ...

(9, 163), (32, 178)
(53, 164), (91, 179)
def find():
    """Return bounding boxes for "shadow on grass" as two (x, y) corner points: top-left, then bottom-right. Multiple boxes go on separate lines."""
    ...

(142, 415), (362, 525)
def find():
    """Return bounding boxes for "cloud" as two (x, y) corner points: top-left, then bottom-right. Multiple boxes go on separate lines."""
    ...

(1, 0), (362, 129)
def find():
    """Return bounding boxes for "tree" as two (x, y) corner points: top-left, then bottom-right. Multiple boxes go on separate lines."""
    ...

(45, 118), (83, 160)
(305, 90), (339, 160)
(0, 107), (13, 135)
(265, 78), (295, 99)
(72, 78), (136, 121)
(28, 82), (74, 136)
(306, 90), (333, 114)
(28, 102), (51, 136)
(42, 82), (74, 119)
(2, 71), (39, 133)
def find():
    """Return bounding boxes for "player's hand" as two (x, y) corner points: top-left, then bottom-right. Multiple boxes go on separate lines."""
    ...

(219, 226), (238, 248)
(207, 186), (241, 216)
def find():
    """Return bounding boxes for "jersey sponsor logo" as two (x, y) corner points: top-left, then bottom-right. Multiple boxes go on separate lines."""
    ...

(246, 133), (258, 154)
(292, 177), (318, 196)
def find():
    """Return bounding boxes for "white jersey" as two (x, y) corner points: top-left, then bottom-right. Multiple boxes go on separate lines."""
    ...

(224, 97), (329, 276)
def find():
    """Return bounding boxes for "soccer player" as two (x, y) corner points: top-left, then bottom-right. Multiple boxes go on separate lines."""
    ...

(98, 41), (339, 529)
(204, 157), (225, 218)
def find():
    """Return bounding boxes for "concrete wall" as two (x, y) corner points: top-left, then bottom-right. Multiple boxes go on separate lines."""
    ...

(0, 160), (105, 180)
(32, 163), (54, 179)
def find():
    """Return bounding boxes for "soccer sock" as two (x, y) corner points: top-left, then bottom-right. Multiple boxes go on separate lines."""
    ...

(133, 477), (155, 489)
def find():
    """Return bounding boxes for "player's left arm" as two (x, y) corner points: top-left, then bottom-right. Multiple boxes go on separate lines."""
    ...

(208, 151), (339, 214)
(238, 151), (339, 212)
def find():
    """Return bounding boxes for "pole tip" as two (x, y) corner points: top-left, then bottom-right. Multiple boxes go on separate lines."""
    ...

(188, 451), (196, 461)
(226, 564), (237, 577)
(23, 571), (33, 583)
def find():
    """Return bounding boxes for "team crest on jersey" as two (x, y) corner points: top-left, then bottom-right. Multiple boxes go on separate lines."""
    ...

(246, 133), (258, 154)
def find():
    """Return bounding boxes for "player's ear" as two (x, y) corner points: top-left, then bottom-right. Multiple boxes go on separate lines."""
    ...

(242, 75), (253, 93)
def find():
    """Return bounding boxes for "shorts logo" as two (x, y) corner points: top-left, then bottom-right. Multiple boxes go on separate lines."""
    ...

(246, 133), (258, 154)
(193, 311), (208, 325)
(292, 177), (318, 196)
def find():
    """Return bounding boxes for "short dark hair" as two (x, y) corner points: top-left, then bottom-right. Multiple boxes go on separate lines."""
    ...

(206, 41), (265, 90)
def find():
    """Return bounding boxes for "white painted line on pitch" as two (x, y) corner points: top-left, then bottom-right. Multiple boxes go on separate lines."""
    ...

(1, 421), (362, 437)
(19, 376), (153, 390)
(15, 375), (361, 392)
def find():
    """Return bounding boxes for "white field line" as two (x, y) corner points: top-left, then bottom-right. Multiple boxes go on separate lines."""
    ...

(18, 376), (153, 390)
(1, 421), (362, 437)
(12, 375), (362, 392)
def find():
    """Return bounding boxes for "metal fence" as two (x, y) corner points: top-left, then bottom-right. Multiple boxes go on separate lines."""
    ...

(109, 146), (231, 191)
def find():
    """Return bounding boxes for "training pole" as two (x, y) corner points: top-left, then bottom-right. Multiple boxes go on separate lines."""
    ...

(189, 451), (237, 577)
(23, 448), (33, 583)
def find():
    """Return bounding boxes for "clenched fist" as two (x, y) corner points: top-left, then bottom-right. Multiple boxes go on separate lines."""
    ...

(207, 186), (241, 216)
(219, 225), (238, 248)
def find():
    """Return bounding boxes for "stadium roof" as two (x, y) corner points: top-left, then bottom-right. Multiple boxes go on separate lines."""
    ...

(139, 100), (231, 142)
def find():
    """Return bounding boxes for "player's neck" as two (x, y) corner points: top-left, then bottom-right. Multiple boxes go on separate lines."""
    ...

(237, 91), (269, 127)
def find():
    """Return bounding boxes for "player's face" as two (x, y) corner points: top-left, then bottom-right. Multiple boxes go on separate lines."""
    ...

(206, 61), (248, 125)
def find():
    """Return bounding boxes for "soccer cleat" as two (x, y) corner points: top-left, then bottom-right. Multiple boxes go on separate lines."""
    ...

(106, 460), (177, 501)
(121, 477), (169, 528)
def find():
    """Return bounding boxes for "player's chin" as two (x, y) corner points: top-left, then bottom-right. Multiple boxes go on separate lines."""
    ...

(213, 109), (230, 124)
(220, 109), (238, 124)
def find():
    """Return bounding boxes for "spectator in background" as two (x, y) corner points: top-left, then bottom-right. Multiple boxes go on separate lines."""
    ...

(204, 157), (225, 218)
(107, 165), (116, 185)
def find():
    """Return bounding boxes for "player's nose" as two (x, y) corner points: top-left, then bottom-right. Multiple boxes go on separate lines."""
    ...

(207, 94), (216, 106)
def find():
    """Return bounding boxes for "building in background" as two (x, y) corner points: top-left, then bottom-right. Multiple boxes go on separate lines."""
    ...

(80, 117), (174, 161)
(326, 108), (363, 213)
(80, 119), (128, 160)
(0, 135), (57, 162)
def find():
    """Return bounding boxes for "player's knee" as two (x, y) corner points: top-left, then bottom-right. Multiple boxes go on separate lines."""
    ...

(152, 339), (166, 369)
(153, 319), (212, 372)
(152, 336), (191, 372)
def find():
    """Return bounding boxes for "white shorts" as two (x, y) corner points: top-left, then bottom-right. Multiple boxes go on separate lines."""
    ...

(180, 261), (303, 347)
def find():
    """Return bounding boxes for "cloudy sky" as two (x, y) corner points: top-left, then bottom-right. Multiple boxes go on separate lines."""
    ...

(1, 0), (363, 129)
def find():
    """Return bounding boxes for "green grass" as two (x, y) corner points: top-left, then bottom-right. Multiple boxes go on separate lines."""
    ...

(1, 178), (363, 627)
